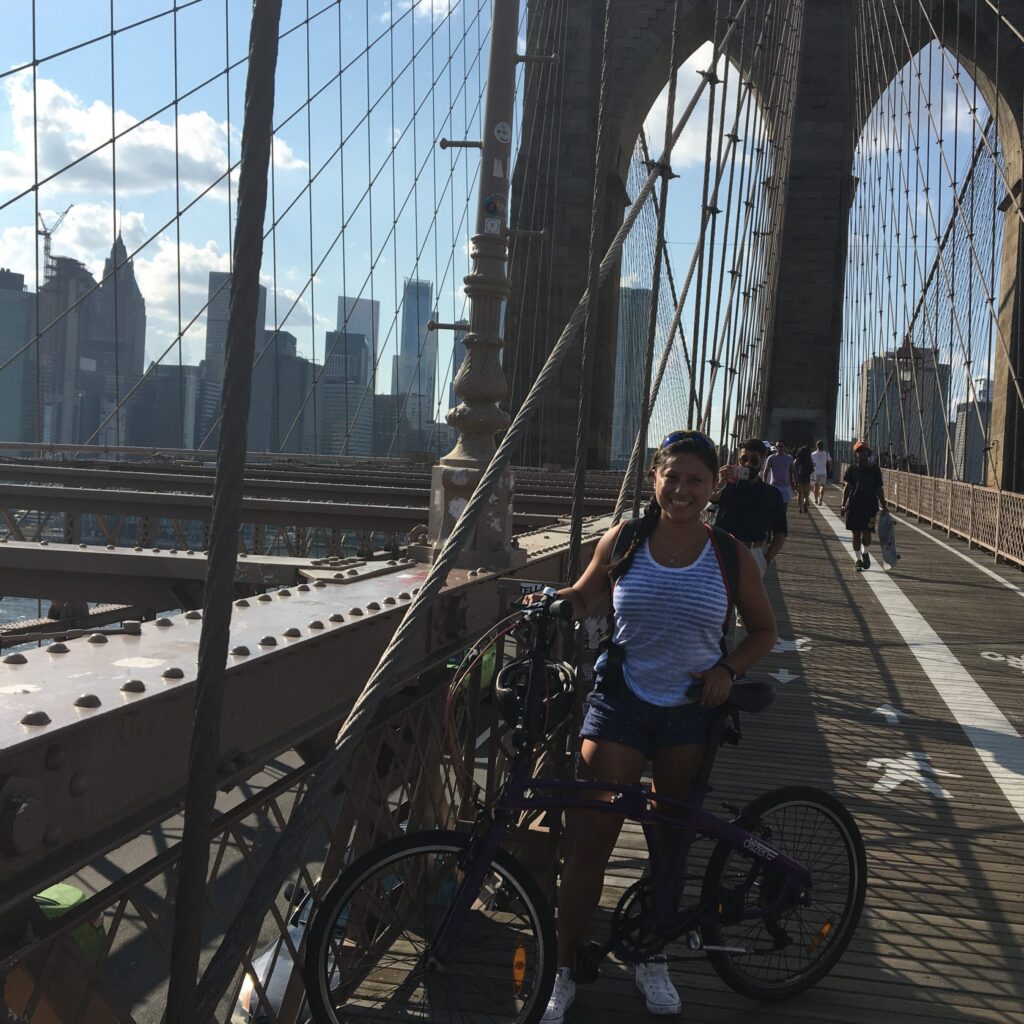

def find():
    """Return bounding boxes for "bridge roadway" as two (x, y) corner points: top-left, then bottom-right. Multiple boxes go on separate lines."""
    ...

(579, 490), (1024, 1023)
(2, 490), (1024, 1020)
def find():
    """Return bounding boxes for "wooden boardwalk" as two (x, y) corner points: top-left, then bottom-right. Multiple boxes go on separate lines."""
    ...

(568, 490), (1024, 1023)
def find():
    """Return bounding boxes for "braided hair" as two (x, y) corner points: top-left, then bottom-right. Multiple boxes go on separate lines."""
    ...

(608, 435), (719, 583)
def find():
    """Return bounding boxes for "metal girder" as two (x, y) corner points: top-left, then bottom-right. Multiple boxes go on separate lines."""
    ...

(0, 482), (567, 534)
(0, 463), (622, 513)
(0, 542), (317, 608)
(0, 518), (606, 917)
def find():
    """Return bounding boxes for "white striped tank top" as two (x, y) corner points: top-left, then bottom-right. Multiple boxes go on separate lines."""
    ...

(610, 538), (729, 707)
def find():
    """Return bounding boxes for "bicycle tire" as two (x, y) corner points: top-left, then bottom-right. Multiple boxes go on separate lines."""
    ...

(303, 830), (556, 1024)
(701, 786), (866, 1000)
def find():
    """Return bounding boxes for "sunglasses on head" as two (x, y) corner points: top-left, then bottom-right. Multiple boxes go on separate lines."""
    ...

(660, 430), (715, 451)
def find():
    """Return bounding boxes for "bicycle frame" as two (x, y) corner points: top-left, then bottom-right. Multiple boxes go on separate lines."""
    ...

(431, 598), (808, 962)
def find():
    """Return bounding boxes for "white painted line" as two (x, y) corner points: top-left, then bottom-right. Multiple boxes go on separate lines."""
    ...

(817, 502), (1024, 823)
(888, 512), (1024, 600)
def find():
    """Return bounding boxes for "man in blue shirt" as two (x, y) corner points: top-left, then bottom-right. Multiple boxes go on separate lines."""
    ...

(709, 438), (788, 577)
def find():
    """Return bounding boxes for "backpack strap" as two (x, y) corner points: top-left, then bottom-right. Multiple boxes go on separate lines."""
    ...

(706, 525), (741, 656)
(611, 517), (642, 565)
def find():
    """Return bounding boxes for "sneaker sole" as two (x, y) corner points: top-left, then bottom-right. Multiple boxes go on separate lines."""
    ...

(643, 998), (682, 1015)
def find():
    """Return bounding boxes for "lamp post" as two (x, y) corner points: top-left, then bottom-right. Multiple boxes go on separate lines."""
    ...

(412, 0), (526, 569)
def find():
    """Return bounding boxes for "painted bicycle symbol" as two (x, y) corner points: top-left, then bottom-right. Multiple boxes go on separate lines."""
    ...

(980, 651), (1024, 673)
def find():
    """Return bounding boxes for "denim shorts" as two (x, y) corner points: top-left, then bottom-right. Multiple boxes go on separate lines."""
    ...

(580, 672), (717, 760)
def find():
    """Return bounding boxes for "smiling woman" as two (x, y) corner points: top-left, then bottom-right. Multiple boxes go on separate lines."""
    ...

(521, 427), (777, 1018)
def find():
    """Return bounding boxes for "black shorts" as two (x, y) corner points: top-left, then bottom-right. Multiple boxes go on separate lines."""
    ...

(845, 507), (877, 532)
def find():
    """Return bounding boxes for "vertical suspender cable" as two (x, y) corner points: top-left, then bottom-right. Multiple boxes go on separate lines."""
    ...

(567, 0), (615, 580)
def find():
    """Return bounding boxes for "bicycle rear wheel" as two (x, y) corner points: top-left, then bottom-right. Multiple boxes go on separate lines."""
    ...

(304, 830), (556, 1024)
(701, 786), (866, 1000)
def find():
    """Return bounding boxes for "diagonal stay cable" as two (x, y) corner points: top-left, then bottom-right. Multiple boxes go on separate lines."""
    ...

(193, 4), (755, 1013)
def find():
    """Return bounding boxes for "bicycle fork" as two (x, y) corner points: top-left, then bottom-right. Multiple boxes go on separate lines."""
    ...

(426, 811), (512, 960)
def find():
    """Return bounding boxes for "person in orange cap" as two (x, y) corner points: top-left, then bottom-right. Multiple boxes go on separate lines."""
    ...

(840, 442), (888, 570)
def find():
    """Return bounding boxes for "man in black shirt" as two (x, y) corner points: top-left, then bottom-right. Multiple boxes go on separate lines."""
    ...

(840, 441), (888, 571)
(709, 438), (788, 576)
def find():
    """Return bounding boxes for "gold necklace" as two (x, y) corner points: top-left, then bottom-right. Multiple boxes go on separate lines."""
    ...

(653, 526), (707, 565)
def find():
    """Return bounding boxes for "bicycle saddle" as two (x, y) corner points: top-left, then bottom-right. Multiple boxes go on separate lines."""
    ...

(686, 679), (775, 713)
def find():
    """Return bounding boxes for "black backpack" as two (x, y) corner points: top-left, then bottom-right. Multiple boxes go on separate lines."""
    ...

(610, 518), (741, 657)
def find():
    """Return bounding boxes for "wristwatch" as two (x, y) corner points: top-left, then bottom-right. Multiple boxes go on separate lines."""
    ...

(715, 661), (738, 683)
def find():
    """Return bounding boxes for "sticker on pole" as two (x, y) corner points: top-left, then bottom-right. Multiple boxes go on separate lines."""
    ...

(494, 121), (512, 143)
(484, 217), (502, 234)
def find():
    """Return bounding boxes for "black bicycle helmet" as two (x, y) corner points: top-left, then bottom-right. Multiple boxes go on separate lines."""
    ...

(494, 657), (576, 742)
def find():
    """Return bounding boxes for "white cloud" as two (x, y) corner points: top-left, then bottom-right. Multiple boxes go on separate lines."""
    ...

(400, 0), (454, 20)
(0, 71), (305, 200)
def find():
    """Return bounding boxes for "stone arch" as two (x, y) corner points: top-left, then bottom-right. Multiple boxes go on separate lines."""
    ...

(849, 1), (1024, 486)
(506, 0), (781, 468)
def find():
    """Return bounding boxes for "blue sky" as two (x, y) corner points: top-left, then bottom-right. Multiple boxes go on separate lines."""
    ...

(0, 3), (995, 456)
(0, 0), (489, 425)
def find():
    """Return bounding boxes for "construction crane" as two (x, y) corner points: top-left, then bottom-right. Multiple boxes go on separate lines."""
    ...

(36, 204), (73, 281)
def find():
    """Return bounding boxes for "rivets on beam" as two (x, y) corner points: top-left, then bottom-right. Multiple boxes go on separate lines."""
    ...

(235, 599), (250, 607)
(86, 633), (108, 644)
(20, 711), (50, 726)
(328, 613), (344, 623)
(308, 620), (324, 630)
(155, 617), (173, 627)
(258, 594), (272, 602)
(3, 653), (27, 664)
(121, 679), (146, 694)
(297, 584), (310, 592)
(283, 627), (301, 638)
(348, 607), (364, 616)
(313, 580), (327, 588)
(231, 645), (250, 656)
(185, 610), (202, 620)
(384, 597), (396, 605)
(48, 643), (69, 654)
(258, 635), (277, 646)
(162, 666), (185, 679)
(74, 694), (101, 709)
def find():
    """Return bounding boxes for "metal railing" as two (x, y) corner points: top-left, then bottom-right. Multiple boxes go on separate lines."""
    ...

(881, 469), (1024, 570)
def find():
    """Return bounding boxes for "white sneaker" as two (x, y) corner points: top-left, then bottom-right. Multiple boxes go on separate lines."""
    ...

(635, 956), (682, 1015)
(541, 967), (576, 1023)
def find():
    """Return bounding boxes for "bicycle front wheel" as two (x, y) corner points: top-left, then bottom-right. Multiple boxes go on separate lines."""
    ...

(303, 830), (556, 1024)
(701, 786), (866, 1000)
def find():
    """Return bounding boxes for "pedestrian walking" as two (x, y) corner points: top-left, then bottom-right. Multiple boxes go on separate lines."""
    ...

(709, 438), (788, 577)
(763, 440), (797, 507)
(840, 441), (889, 570)
(794, 445), (814, 512)
(811, 440), (832, 505)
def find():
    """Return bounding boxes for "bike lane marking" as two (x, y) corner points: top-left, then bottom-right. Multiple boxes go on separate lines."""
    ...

(817, 502), (1024, 823)
(888, 510), (1024, 600)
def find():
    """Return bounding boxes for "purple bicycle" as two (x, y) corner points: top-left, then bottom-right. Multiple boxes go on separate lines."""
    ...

(304, 591), (866, 1022)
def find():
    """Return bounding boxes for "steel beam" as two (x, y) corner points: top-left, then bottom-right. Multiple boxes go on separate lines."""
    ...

(0, 518), (605, 916)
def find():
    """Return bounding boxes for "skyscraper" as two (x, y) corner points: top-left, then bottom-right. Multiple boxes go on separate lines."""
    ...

(859, 348), (951, 472)
(391, 279), (437, 448)
(611, 287), (651, 469)
(337, 296), (379, 382)
(87, 234), (147, 445)
(319, 330), (374, 456)
(0, 270), (34, 443)
(249, 330), (317, 453)
(195, 271), (267, 449)
(127, 363), (200, 449)
(953, 378), (993, 483)
(37, 256), (98, 443)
